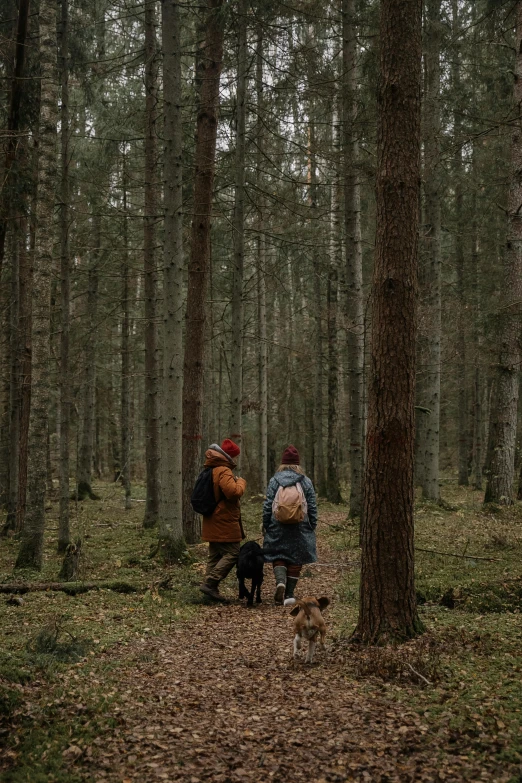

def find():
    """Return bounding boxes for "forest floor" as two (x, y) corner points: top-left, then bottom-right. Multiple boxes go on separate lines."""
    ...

(1, 479), (522, 782)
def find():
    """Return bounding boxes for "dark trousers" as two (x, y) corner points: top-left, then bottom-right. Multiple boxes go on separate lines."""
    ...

(205, 542), (241, 584)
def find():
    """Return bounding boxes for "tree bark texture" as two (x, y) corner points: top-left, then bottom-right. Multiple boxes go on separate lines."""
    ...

(4, 231), (21, 532)
(16, 201), (34, 534)
(256, 26), (268, 493)
(58, 0), (71, 552)
(77, 216), (100, 500)
(159, 0), (185, 559)
(182, 0), (224, 543)
(77, 8), (105, 502)
(417, 0), (442, 502)
(121, 159), (132, 510)
(470, 157), (483, 491)
(15, 0), (59, 569)
(451, 1), (469, 487)
(228, 0), (248, 462)
(143, 0), (160, 528)
(0, 0), (31, 277)
(326, 105), (342, 504)
(484, 1), (522, 505)
(342, 0), (364, 518)
(354, 0), (423, 644)
(309, 122), (326, 496)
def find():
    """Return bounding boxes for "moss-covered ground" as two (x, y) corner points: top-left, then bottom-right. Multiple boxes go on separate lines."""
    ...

(0, 479), (521, 781)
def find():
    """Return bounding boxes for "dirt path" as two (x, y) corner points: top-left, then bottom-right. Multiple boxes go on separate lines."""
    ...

(81, 528), (511, 783)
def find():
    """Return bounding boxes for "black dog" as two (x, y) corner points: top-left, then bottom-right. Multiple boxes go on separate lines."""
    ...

(237, 540), (264, 606)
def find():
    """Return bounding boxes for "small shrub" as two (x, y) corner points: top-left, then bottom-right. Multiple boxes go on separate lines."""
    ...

(27, 620), (91, 663)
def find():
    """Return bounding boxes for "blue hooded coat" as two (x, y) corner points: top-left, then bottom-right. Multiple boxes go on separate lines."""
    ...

(262, 469), (318, 565)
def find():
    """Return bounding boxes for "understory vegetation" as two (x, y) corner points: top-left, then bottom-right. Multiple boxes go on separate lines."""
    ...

(0, 480), (521, 781)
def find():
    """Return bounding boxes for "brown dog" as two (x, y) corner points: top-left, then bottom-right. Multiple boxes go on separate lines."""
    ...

(289, 596), (330, 663)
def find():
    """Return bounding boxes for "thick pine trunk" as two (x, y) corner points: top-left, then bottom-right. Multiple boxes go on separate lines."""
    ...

(159, 0), (185, 559)
(15, 0), (59, 569)
(58, 0), (70, 552)
(182, 0), (224, 543)
(484, 2), (522, 506)
(229, 0), (248, 462)
(143, 0), (160, 528)
(417, 0), (442, 502)
(342, 0), (364, 518)
(354, 0), (423, 644)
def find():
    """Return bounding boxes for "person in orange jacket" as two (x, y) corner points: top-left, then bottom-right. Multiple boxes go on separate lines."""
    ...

(199, 439), (246, 602)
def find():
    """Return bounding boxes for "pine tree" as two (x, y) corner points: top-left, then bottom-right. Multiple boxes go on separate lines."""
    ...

(15, 0), (59, 569)
(354, 0), (423, 643)
(158, 0), (185, 560)
(182, 0), (225, 543)
(484, 1), (522, 506)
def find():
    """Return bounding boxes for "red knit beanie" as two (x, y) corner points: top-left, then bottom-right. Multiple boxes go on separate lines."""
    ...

(221, 438), (240, 459)
(281, 445), (300, 465)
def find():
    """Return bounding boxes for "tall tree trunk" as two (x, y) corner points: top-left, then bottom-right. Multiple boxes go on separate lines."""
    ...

(484, 2), (522, 506)
(229, 0), (248, 461)
(15, 0), (59, 569)
(285, 259), (296, 444)
(5, 230), (20, 531)
(77, 7), (104, 503)
(77, 216), (99, 500)
(0, 0), (31, 276)
(309, 122), (326, 495)
(256, 25), (268, 493)
(182, 0), (224, 543)
(342, 0), (364, 518)
(326, 105), (342, 504)
(1, 217), (29, 538)
(16, 197), (35, 534)
(451, 0), (469, 487)
(159, 0), (185, 559)
(121, 154), (131, 510)
(143, 0), (160, 528)
(354, 0), (423, 644)
(417, 0), (442, 502)
(471, 152), (483, 491)
(0, 294), (9, 507)
(58, 0), (70, 552)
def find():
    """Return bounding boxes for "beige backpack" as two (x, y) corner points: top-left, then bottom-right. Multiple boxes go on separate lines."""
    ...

(272, 481), (307, 524)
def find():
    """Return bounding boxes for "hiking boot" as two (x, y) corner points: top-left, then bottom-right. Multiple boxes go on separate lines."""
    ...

(274, 583), (285, 605)
(284, 597), (297, 607)
(199, 582), (229, 603)
(285, 576), (298, 600)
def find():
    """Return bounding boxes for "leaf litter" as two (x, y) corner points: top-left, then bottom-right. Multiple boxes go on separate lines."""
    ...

(73, 524), (517, 783)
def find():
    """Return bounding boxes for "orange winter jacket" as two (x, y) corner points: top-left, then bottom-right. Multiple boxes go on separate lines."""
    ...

(201, 449), (246, 542)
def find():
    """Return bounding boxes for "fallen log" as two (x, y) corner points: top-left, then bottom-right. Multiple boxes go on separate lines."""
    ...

(415, 547), (500, 562)
(0, 580), (141, 596)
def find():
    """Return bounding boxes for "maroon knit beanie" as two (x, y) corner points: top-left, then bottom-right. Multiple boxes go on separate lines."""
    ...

(281, 445), (300, 465)
(221, 438), (240, 459)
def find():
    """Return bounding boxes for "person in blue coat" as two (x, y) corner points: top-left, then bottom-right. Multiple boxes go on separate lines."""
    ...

(262, 445), (318, 606)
